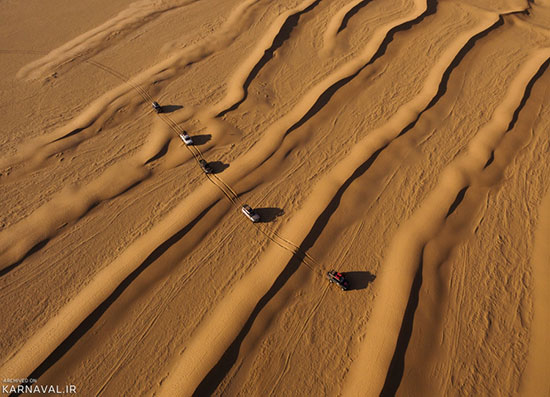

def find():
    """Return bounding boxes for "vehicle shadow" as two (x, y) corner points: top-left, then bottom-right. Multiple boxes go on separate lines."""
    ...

(192, 134), (211, 146)
(345, 271), (376, 291)
(208, 161), (229, 174)
(160, 104), (183, 113)
(255, 207), (284, 223)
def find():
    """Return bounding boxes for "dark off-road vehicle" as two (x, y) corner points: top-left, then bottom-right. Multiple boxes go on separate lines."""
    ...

(152, 101), (162, 113)
(199, 159), (213, 174)
(327, 270), (349, 291)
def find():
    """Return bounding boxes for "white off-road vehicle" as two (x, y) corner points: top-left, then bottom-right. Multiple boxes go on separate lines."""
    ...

(241, 204), (260, 222)
(179, 132), (193, 145)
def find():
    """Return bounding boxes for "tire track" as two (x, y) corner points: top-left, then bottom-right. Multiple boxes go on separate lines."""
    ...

(156, 0), (433, 211)
(0, 0), (446, 385)
(253, 3), (514, 292)
(155, 6), (528, 395)
(519, 186), (550, 397)
(157, 0), (441, 271)
(0, 0), (262, 172)
(0, 0), (271, 271)
(208, 216), (365, 396)
(343, 47), (550, 397)
(266, 221), (363, 395)
(16, 0), (196, 80)
(155, 2), (468, 394)
(267, 284), (330, 396)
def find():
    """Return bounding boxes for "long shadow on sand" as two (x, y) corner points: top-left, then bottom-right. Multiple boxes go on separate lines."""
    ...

(217, 0), (322, 117)
(379, 257), (423, 397)
(193, 145), (387, 396)
(283, 0), (438, 138)
(337, 0), (373, 34)
(380, 55), (550, 397)
(11, 204), (215, 396)
(0, 239), (49, 278)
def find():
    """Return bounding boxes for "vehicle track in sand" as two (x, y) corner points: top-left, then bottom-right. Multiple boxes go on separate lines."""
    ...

(2, 3), (432, 380)
(2, 0), (549, 395)
(0, 0), (343, 273)
(344, 46), (550, 397)
(0, 0), (264, 174)
(16, 0), (198, 80)
(157, 3), (516, 394)
(158, 3), (544, 394)
(265, 222), (364, 396)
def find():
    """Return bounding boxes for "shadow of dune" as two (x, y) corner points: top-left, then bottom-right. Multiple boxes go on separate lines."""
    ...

(370, 0), (438, 66)
(217, 0), (322, 117)
(194, 146), (386, 396)
(395, 11), (503, 139)
(446, 186), (467, 218)
(52, 127), (85, 143)
(255, 207), (284, 223)
(285, 0), (438, 137)
(345, 270), (376, 291)
(380, 256), (423, 397)
(145, 141), (170, 164)
(338, 0), (372, 33)
(507, 57), (550, 131)
(426, 15), (504, 110)
(484, 151), (495, 169)
(378, 45), (550, 397)
(0, 239), (50, 278)
(11, 205), (214, 395)
(483, 58), (549, 171)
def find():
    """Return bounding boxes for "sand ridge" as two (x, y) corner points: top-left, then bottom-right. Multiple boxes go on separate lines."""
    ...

(1, 0), (549, 395)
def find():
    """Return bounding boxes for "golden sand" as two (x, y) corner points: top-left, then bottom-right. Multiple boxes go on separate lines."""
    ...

(1, 0), (549, 395)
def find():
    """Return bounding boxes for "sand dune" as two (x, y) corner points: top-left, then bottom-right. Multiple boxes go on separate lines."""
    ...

(1, 0), (549, 395)
(344, 46), (550, 397)
(16, 0), (194, 80)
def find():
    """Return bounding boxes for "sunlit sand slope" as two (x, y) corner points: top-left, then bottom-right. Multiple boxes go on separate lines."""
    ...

(0, 0), (549, 396)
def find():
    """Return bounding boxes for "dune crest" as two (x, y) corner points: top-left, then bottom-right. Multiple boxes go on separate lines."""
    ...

(1, 0), (549, 395)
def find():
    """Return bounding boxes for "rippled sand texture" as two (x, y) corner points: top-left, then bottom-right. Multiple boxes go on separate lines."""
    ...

(1, 0), (549, 396)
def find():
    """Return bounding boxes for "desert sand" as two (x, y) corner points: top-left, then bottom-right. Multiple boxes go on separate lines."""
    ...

(1, 0), (549, 396)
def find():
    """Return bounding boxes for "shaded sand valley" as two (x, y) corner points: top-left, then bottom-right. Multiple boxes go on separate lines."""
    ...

(1, 0), (549, 396)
